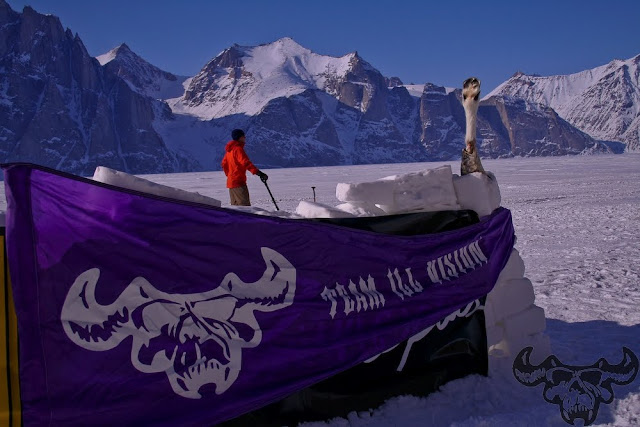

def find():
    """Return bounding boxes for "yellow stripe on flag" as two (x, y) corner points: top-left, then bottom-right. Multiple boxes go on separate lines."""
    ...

(0, 232), (21, 426)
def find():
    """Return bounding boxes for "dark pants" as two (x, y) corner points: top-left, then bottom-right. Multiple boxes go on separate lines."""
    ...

(229, 185), (250, 206)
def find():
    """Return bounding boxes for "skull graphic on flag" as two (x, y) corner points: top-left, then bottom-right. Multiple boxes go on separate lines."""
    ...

(61, 247), (296, 399)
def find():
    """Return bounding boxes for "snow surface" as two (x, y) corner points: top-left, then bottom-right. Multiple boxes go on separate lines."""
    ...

(0, 154), (638, 425)
(402, 85), (456, 98)
(402, 84), (425, 98)
(96, 49), (117, 65)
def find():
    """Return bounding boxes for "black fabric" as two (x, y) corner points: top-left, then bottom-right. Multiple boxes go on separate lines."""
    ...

(221, 209), (488, 426)
(311, 209), (479, 236)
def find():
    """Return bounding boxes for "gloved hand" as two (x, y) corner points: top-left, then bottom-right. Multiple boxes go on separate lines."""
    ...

(257, 170), (268, 182)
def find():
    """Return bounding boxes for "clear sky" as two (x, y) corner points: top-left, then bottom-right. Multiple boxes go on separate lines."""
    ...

(6, 0), (640, 93)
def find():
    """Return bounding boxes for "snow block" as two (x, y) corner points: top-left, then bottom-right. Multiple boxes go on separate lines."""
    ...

(483, 299), (498, 327)
(486, 324), (504, 347)
(452, 171), (501, 217)
(490, 332), (552, 363)
(526, 332), (552, 361)
(295, 201), (356, 219)
(336, 180), (396, 205)
(486, 278), (536, 322)
(335, 202), (387, 217)
(92, 166), (222, 208)
(494, 249), (526, 286)
(336, 165), (460, 214)
(228, 206), (301, 219)
(502, 305), (546, 340)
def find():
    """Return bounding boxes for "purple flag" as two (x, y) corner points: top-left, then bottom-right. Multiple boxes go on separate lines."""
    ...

(3, 164), (515, 425)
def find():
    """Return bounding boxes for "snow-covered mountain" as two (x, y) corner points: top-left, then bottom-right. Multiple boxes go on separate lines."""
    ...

(158, 38), (608, 170)
(416, 84), (606, 160)
(0, 0), (195, 175)
(173, 37), (369, 119)
(158, 37), (434, 169)
(0, 0), (615, 175)
(487, 54), (640, 152)
(97, 43), (188, 100)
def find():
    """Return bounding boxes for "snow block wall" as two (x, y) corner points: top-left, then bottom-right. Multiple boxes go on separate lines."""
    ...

(295, 165), (551, 363)
(484, 249), (551, 361)
(89, 164), (550, 364)
(92, 166), (222, 208)
(335, 166), (461, 215)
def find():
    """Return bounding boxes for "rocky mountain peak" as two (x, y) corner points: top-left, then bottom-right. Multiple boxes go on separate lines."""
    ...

(386, 76), (404, 88)
(0, 0), (17, 21)
(489, 52), (640, 152)
(116, 42), (132, 52)
(109, 43), (135, 59)
(270, 36), (307, 51)
(97, 43), (140, 65)
(207, 45), (244, 70)
(97, 43), (186, 99)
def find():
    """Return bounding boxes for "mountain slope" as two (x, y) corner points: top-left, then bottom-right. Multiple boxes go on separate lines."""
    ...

(97, 43), (188, 100)
(416, 84), (607, 161)
(0, 0), (194, 175)
(487, 54), (640, 151)
(172, 37), (388, 120)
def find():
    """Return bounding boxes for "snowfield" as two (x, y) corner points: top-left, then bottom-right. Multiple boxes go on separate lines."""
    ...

(1, 154), (638, 426)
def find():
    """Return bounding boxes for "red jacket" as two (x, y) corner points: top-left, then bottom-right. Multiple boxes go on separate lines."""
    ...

(221, 140), (259, 188)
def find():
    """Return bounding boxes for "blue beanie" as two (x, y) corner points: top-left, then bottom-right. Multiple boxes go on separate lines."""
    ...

(231, 129), (245, 141)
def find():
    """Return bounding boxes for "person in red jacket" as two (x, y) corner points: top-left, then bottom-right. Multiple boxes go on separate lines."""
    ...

(221, 129), (268, 206)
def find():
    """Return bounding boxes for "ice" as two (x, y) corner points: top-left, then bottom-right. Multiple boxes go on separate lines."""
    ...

(92, 166), (222, 208)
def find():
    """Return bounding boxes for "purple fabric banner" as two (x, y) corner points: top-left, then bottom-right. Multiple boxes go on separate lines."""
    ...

(3, 164), (515, 426)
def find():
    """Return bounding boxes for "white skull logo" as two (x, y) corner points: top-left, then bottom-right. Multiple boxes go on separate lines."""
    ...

(61, 247), (296, 399)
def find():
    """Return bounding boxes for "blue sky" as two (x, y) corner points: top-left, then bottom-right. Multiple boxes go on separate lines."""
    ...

(6, 0), (640, 92)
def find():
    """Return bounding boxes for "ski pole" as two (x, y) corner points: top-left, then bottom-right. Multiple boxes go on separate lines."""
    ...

(311, 186), (316, 202)
(261, 177), (280, 211)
